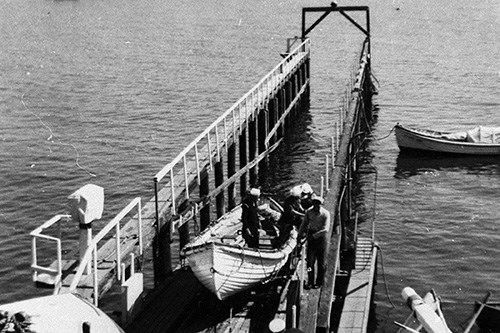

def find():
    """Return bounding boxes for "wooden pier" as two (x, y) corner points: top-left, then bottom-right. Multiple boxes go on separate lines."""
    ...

(337, 237), (378, 332)
(29, 4), (380, 333)
(31, 36), (312, 310)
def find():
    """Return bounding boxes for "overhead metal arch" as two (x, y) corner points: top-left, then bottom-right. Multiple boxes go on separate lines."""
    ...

(301, 2), (371, 68)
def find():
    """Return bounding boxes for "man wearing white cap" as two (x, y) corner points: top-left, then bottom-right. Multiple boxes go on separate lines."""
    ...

(241, 188), (261, 248)
(300, 183), (314, 209)
(300, 194), (330, 289)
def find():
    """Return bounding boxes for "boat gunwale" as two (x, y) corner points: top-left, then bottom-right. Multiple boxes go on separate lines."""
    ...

(182, 233), (297, 259)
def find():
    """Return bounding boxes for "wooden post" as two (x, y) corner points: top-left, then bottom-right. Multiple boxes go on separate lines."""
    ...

(347, 143), (352, 222)
(286, 280), (300, 328)
(214, 157), (225, 218)
(239, 128), (248, 197)
(269, 97), (278, 146)
(200, 173), (210, 231)
(285, 80), (292, 114)
(292, 74), (298, 117)
(249, 117), (257, 186)
(157, 218), (172, 281)
(278, 89), (285, 139)
(227, 143), (236, 209)
(178, 217), (190, 251)
(258, 107), (268, 169)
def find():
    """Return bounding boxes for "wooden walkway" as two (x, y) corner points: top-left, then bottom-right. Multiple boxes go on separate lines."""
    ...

(337, 237), (377, 332)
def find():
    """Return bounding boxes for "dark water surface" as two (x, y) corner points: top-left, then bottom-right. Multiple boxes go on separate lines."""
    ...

(1, 0), (498, 331)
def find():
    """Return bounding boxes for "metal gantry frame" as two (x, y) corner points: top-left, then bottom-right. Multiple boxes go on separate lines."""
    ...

(301, 2), (371, 65)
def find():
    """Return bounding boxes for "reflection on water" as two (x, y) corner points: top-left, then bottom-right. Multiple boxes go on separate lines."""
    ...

(259, 103), (320, 201)
(394, 153), (500, 179)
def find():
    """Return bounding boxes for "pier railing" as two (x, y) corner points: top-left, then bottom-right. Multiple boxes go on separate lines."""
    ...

(153, 39), (311, 228)
(67, 197), (143, 305)
(30, 214), (70, 291)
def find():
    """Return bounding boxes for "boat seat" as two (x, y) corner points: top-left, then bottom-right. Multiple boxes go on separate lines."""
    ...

(220, 234), (244, 245)
(259, 235), (278, 249)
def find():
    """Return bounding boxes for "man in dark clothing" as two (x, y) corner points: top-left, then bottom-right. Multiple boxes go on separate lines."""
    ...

(300, 195), (330, 289)
(277, 186), (305, 245)
(241, 188), (261, 248)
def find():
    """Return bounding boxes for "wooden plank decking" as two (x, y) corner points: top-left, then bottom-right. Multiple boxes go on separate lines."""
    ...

(337, 237), (377, 333)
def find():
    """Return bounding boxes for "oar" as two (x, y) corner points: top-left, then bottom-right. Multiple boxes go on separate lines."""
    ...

(463, 291), (492, 333)
(394, 321), (422, 333)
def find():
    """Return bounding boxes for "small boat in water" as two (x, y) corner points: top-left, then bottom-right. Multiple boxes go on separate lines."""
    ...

(394, 124), (500, 155)
(396, 288), (500, 333)
(396, 287), (452, 333)
(0, 293), (124, 333)
(474, 297), (500, 332)
(181, 196), (298, 300)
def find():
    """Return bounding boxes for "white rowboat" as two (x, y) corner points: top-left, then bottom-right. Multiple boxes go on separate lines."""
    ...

(181, 198), (297, 300)
(394, 124), (500, 155)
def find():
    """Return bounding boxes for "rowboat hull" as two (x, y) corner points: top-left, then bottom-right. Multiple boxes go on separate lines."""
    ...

(182, 200), (297, 300)
(395, 124), (500, 155)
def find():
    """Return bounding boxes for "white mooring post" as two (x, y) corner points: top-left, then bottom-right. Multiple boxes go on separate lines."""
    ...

(68, 184), (104, 275)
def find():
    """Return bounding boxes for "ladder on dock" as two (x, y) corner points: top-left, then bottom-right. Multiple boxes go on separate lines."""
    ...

(337, 237), (377, 332)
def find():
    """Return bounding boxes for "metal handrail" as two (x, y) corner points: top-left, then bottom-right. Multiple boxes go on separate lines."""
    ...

(30, 214), (70, 290)
(68, 197), (142, 306)
(153, 39), (311, 222)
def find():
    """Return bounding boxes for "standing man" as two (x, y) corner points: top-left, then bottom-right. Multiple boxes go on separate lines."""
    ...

(301, 195), (330, 288)
(277, 186), (305, 245)
(241, 188), (261, 248)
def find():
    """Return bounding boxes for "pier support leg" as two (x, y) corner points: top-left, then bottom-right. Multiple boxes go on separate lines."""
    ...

(269, 97), (278, 146)
(249, 118), (257, 186)
(215, 158), (225, 218)
(178, 219), (190, 251)
(258, 107), (268, 170)
(200, 173), (210, 231)
(228, 143), (236, 209)
(239, 128), (248, 197)
(155, 220), (172, 283)
(277, 90), (285, 140)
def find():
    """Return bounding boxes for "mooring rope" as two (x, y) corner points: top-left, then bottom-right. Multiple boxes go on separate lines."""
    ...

(375, 243), (396, 308)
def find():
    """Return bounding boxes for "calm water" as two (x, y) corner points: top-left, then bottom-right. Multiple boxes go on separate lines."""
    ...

(0, 0), (498, 331)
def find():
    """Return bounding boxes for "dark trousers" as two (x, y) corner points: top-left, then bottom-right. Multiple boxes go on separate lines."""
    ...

(244, 233), (259, 248)
(306, 234), (328, 286)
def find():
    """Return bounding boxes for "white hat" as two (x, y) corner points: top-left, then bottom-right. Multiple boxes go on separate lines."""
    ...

(301, 183), (313, 194)
(289, 185), (302, 197)
(268, 318), (286, 332)
(249, 188), (261, 196)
